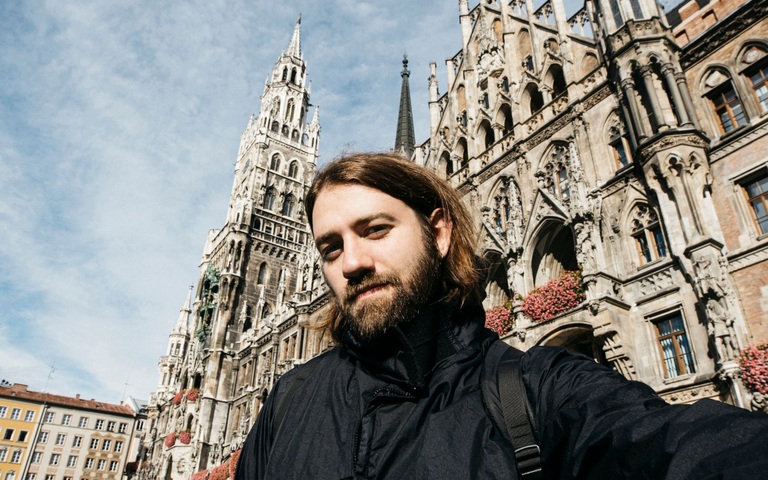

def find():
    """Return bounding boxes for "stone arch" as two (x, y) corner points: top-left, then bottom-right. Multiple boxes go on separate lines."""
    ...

(523, 82), (544, 116)
(496, 103), (514, 137)
(582, 52), (599, 74)
(545, 63), (567, 98)
(438, 150), (453, 178)
(481, 248), (511, 308)
(455, 137), (469, 170)
(537, 323), (609, 365)
(528, 220), (578, 288)
(478, 118), (495, 150)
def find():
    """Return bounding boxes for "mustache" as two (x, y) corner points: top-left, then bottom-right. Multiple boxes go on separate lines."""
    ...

(344, 273), (402, 303)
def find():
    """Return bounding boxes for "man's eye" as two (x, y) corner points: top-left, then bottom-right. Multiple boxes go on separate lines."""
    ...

(321, 244), (342, 261)
(365, 225), (390, 238)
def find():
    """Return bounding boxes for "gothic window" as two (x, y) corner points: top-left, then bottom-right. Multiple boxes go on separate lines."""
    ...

(703, 70), (747, 134)
(609, 0), (624, 28)
(302, 133), (309, 146)
(281, 125), (290, 137)
(270, 154), (281, 171)
(456, 138), (469, 170)
(440, 151), (453, 177)
(654, 313), (695, 378)
(480, 120), (494, 150)
(272, 99), (281, 118)
(456, 85), (467, 112)
(741, 46), (768, 113)
(628, 0), (643, 18)
(281, 194), (295, 217)
(281, 67), (288, 82)
(501, 104), (513, 136)
(290, 68), (297, 84)
(525, 84), (544, 114)
(630, 204), (667, 265)
(261, 303), (271, 319)
(743, 173), (768, 235)
(524, 55), (534, 72)
(502, 76), (510, 93)
(263, 187), (276, 210)
(251, 215), (261, 230)
(547, 65), (567, 98)
(285, 100), (295, 122)
(481, 93), (490, 110)
(288, 161), (299, 178)
(609, 126), (632, 169)
(291, 129), (299, 142)
(554, 166), (570, 200)
(271, 121), (279, 133)
(541, 144), (571, 201)
(257, 263), (267, 285)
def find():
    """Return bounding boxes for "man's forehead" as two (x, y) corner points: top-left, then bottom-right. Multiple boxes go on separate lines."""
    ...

(311, 183), (412, 233)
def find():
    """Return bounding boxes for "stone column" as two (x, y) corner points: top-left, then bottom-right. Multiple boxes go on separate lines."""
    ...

(661, 63), (692, 127)
(639, 64), (667, 131)
(620, 78), (649, 140)
(675, 71), (701, 129)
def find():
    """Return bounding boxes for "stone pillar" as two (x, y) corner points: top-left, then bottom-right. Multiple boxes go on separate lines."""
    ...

(675, 71), (701, 129)
(620, 78), (649, 140)
(639, 64), (667, 131)
(661, 63), (692, 127)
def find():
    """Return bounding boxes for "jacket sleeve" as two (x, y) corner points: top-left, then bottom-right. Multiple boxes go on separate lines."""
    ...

(522, 346), (768, 480)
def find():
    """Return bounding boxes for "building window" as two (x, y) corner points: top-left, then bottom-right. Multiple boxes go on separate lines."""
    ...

(118, 423), (127, 434)
(554, 167), (570, 201)
(137, 420), (144, 431)
(114, 441), (123, 453)
(749, 64), (768, 112)
(85, 458), (94, 469)
(72, 436), (82, 448)
(654, 314), (696, 378)
(4, 429), (14, 441)
(109, 461), (118, 472)
(62, 414), (71, 426)
(44, 413), (54, 424)
(609, 127), (631, 169)
(67, 456), (78, 468)
(10, 451), (21, 464)
(23, 411), (34, 422)
(94, 420), (103, 430)
(707, 81), (747, 134)
(106, 421), (115, 432)
(45, 476), (53, 480)
(5, 473), (16, 480)
(78, 417), (88, 428)
(17, 432), (26, 443)
(25, 474), (34, 480)
(288, 161), (299, 179)
(0, 449), (7, 461)
(37, 432), (48, 444)
(50, 454), (60, 466)
(10, 409), (20, 420)
(31, 452), (42, 464)
(631, 204), (667, 265)
(97, 459), (106, 470)
(0, 407), (6, 417)
(270, 154), (281, 171)
(55, 434), (66, 446)
(102, 440), (111, 451)
(744, 174), (768, 235)
(262, 187), (276, 211)
(281, 194), (295, 217)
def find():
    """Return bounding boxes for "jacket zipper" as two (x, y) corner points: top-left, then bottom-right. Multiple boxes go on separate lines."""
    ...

(351, 387), (416, 477)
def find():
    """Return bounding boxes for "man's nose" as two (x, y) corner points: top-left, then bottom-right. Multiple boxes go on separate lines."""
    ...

(342, 239), (374, 280)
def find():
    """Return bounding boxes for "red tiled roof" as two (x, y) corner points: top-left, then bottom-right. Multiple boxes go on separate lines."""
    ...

(0, 384), (134, 416)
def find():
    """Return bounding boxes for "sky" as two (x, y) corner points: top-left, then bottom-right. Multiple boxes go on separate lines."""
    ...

(0, 0), (470, 404)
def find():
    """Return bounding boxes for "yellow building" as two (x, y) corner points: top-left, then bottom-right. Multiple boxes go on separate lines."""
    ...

(0, 386), (43, 480)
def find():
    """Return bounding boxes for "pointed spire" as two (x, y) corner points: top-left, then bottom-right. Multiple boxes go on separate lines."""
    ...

(287, 14), (302, 58)
(395, 54), (415, 158)
(311, 104), (320, 126)
(174, 286), (193, 334)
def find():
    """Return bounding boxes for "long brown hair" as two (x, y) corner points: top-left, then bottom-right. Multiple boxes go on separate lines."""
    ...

(305, 152), (480, 342)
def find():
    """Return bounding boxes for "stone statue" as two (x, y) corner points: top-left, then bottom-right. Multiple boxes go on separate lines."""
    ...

(706, 297), (737, 364)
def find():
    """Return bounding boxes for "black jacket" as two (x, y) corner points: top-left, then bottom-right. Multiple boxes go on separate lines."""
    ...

(236, 300), (768, 479)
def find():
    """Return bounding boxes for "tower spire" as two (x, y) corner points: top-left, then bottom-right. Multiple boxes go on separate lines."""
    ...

(394, 54), (415, 158)
(287, 14), (302, 58)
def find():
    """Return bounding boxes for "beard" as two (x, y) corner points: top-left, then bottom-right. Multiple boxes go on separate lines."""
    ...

(335, 237), (442, 342)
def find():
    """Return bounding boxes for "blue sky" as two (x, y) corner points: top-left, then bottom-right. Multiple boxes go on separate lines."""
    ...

(0, 1), (468, 403)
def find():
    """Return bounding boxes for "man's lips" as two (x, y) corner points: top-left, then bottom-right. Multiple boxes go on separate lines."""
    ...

(347, 283), (390, 303)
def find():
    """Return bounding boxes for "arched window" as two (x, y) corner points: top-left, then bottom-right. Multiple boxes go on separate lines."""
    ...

(288, 161), (299, 178)
(271, 121), (279, 133)
(272, 98), (281, 118)
(261, 303), (271, 319)
(257, 263), (268, 285)
(281, 125), (289, 137)
(290, 68), (297, 84)
(630, 204), (667, 265)
(281, 194), (295, 217)
(291, 130), (299, 142)
(263, 187), (276, 210)
(270, 154), (281, 171)
(285, 100), (295, 122)
(440, 151), (452, 177)
(456, 138), (469, 170)
(281, 67), (288, 82)
(480, 120), (494, 150)
(302, 133), (309, 145)
(547, 65), (567, 98)
(609, 126), (631, 169)
(498, 104), (513, 136)
(251, 215), (261, 230)
(526, 84), (544, 114)
(702, 68), (747, 134)
(741, 45), (768, 113)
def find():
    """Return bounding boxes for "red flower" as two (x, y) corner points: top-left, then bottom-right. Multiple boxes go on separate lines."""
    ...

(521, 270), (585, 323)
(164, 433), (176, 448)
(485, 301), (514, 336)
(209, 464), (230, 480)
(191, 469), (207, 480)
(187, 389), (200, 402)
(173, 390), (185, 406)
(229, 449), (242, 478)
(178, 431), (192, 444)
(739, 342), (768, 395)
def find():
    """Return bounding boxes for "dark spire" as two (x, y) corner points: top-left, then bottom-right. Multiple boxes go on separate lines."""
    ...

(395, 54), (415, 158)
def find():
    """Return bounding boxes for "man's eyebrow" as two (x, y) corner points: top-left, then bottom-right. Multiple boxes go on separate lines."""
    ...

(314, 213), (398, 248)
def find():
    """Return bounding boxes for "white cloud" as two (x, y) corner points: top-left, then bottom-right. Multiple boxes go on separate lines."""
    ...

(0, 0), (463, 403)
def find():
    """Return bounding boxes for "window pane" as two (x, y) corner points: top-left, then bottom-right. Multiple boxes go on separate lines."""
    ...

(660, 337), (680, 377)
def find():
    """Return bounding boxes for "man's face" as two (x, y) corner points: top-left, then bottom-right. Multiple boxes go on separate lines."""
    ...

(312, 183), (452, 341)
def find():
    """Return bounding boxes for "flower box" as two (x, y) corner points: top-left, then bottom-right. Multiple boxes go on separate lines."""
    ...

(187, 388), (200, 402)
(164, 433), (176, 448)
(739, 342), (768, 395)
(179, 430), (192, 444)
(172, 390), (185, 406)
(521, 270), (585, 324)
(485, 301), (514, 336)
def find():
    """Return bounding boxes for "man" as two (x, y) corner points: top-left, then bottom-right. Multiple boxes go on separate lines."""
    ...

(236, 153), (768, 479)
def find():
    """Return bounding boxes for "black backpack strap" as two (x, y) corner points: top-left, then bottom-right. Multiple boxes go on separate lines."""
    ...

(498, 346), (542, 479)
(271, 359), (320, 439)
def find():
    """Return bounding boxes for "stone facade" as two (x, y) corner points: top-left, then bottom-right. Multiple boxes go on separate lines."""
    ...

(141, 1), (768, 477)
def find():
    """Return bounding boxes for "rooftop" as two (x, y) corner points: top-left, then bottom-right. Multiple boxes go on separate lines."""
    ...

(0, 383), (134, 416)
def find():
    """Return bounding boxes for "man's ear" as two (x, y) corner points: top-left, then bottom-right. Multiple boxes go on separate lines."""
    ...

(429, 208), (452, 259)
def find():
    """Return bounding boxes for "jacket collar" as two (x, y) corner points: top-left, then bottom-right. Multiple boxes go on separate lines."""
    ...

(341, 297), (491, 393)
